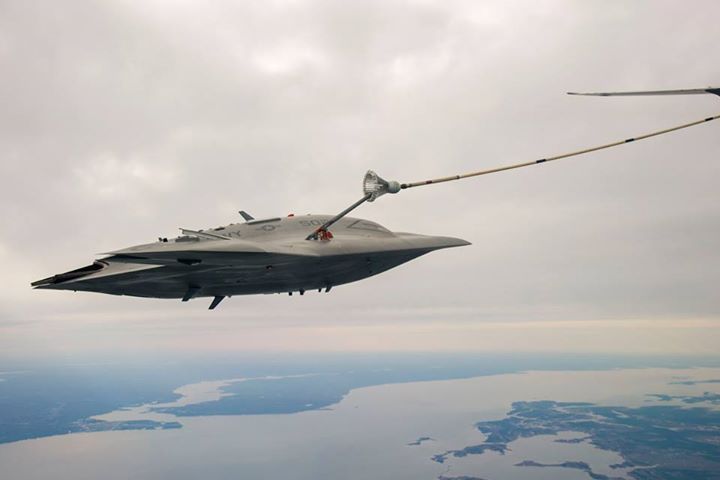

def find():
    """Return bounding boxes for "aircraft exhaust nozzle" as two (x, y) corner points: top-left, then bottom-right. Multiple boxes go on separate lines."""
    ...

(363, 170), (401, 202)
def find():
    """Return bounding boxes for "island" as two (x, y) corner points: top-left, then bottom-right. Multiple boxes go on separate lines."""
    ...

(73, 418), (182, 433)
(648, 392), (720, 405)
(407, 436), (434, 446)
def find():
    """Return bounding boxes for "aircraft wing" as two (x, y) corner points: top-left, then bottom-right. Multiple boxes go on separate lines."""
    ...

(568, 87), (720, 97)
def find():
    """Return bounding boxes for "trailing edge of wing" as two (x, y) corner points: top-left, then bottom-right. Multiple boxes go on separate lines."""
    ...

(568, 87), (720, 97)
(31, 261), (162, 288)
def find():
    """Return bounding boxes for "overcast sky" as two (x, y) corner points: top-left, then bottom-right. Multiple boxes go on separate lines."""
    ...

(1, 0), (719, 359)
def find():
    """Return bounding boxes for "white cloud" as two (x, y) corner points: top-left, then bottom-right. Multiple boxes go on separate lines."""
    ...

(252, 44), (329, 75)
(75, 152), (180, 198)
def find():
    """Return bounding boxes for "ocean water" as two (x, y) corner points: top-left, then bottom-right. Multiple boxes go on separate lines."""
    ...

(0, 367), (718, 480)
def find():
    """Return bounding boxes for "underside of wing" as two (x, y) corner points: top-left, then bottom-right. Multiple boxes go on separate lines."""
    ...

(32, 248), (442, 299)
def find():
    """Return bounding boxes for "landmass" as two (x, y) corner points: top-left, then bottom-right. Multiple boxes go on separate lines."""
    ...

(432, 443), (507, 463)
(0, 366), (185, 444)
(669, 379), (720, 386)
(648, 392), (720, 405)
(438, 476), (488, 480)
(554, 435), (592, 443)
(407, 436), (434, 446)
(515, 460), (623, 480)
(432, 400), (720, 479)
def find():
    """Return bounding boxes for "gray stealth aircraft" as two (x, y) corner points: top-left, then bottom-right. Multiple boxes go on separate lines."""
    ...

(32, 87), (720, 309)
(32, 210), (469, 309)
